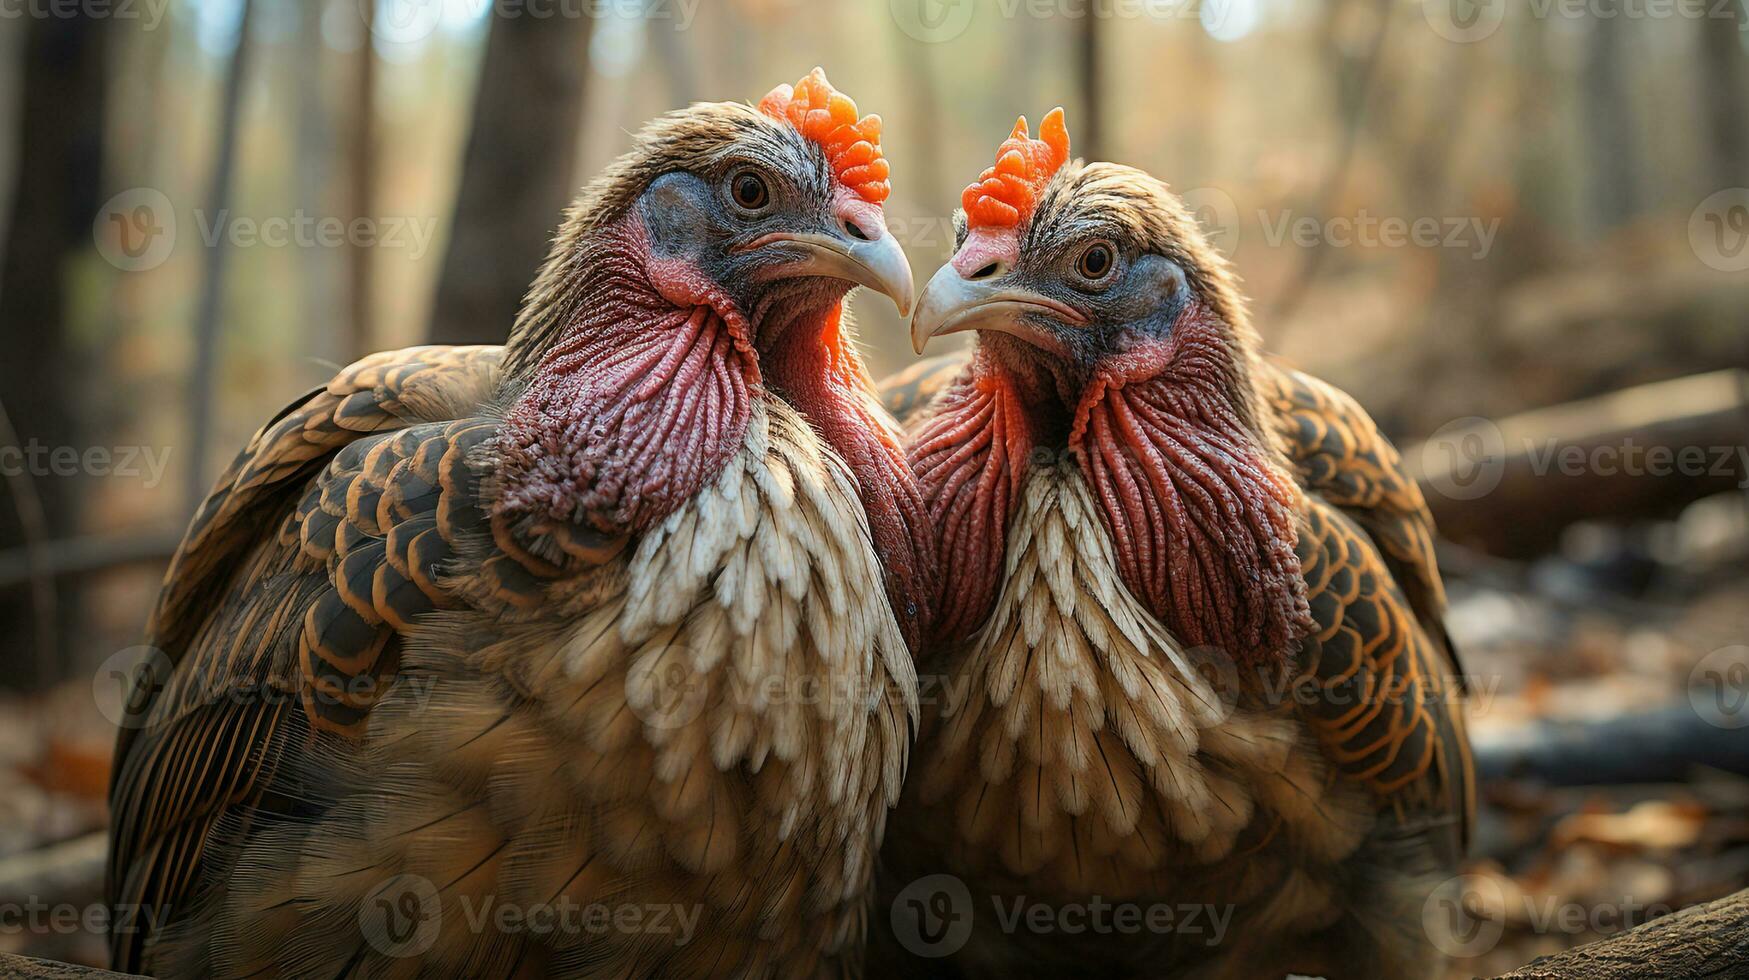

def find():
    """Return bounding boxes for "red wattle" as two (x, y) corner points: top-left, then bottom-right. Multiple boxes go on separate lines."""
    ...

(909, 363), (1036, 646)
(495, 217), (934, 652)
(1069, 308), (1311, 671)
(496, 223), (758, 535)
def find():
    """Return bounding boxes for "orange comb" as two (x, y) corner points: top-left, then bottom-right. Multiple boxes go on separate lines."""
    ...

(962, 108), (1070, 230)
(759, 67), (890, 204)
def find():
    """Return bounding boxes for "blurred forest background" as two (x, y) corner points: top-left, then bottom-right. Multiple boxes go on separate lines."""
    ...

(0, 0), (1746, 974)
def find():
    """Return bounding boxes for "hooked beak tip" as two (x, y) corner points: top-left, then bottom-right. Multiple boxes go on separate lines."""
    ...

(865, 233), (916, 318)
(769, 229), (914, 317)
(909, 264), (1079, 358)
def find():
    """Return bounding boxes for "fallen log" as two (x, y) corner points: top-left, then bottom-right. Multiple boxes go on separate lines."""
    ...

(0, 833), (106, 909)
(1407, 369), (1749, 558)
(1490, 886), (1749, 979)
(0, 953), (139, 978)
(1473, 706), (1749, 786)
(0, 530), (180, 591)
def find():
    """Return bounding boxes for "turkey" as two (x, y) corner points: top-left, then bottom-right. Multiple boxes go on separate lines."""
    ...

(878, 108), (1473, 979)
(107, 68), (932, 978)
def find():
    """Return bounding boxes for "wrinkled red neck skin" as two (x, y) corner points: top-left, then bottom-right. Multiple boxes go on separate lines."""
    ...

(916, 299), (1311, 671)
(496, 217), (759, 535)
(495, 214), (934, 648)
(1069, 302), (1312, 674)
(908, 346), (1040, 648)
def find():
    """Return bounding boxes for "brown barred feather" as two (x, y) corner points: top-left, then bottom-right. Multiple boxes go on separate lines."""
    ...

(114, 331), (914, 977)
(877, 352), (1472, 979)
(107, 346), (504, 973)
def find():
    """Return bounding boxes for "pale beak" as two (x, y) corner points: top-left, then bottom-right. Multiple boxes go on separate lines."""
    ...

(749, 230), (916, 317)
(909, 264), (1086, 355)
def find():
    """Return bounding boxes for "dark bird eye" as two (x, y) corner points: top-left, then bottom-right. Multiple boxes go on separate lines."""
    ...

(730, 171), (770, 210)
(1077, 242), (1114, 280)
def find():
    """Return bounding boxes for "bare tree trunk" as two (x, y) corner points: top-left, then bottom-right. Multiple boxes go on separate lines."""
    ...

(647, 5), (697, 107)
(427, 12), (594, 346)
(1266, 0), (1393, 327)
(0, 15), (108, 688)
(186, 0), (257, 518)
(298, 0), (342, 364)
(1581, 12), (1640, 231)
(1075, 0), (1104, 161)
(1179, 10), (1219, 183)
(1696, 0), (1748, 191)
(348, 0), (376, 360)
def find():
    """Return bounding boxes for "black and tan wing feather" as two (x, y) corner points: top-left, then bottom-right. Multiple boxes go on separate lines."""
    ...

(1263, 362), (1474, 863)
(106, 345), (506, 972)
